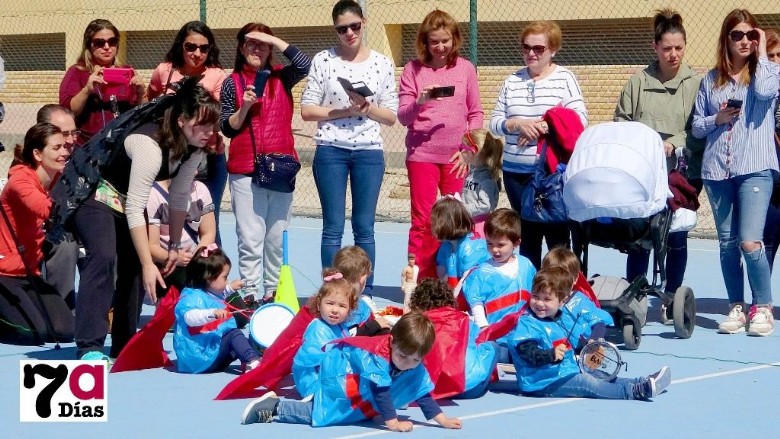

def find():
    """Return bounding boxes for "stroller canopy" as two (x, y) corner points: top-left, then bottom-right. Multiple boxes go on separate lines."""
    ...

(563, 121), (671, 222)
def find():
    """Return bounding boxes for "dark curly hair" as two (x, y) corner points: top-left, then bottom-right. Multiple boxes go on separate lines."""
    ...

(409, 279), (456, 312)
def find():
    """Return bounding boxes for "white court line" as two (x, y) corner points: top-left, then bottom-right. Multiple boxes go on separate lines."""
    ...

(330, 361), (780, 439)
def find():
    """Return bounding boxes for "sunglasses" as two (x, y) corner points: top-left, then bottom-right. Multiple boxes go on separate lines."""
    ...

(335, 22), (362, 35)
(729, 29), (759, 42)
(522, 43), (547, 54)
(91, 37), (119, 49)
(183, 42), (211, 53)
(526, 81), (536, 103)
(60, 129), (81, 139)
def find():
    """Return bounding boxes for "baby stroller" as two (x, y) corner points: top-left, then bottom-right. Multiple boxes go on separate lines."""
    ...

(563, 122), (696, 349)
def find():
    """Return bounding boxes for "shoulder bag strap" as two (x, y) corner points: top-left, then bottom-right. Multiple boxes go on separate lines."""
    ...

(163, 67), (175, 94)
(236, 74), (263, 156)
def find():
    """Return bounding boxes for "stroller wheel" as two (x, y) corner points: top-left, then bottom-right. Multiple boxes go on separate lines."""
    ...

(622, 321), (641, 350)
(672, 286), (696, 339)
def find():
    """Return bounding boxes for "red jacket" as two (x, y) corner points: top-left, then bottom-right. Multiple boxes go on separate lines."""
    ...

(0, 165), (52, 276)
(226, 67), (297, 175)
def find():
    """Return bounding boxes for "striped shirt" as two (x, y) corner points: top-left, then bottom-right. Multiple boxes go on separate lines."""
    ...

(489, 65), (587, 174)
(692, 57), (780, 180)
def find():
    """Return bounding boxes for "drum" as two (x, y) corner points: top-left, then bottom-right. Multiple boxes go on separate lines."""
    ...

(248, 303), (295, 351)
(578, 339), (625, 381)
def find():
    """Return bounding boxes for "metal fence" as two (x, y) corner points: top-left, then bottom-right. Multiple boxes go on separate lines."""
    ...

(2, 0), (780, 237)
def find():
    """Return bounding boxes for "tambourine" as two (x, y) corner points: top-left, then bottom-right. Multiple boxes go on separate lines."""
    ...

(577, 340), (626, 381)
(248, 303), (295, 351)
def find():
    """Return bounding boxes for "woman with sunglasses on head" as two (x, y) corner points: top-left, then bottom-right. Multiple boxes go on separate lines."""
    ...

(0, 123), (74, 346)
(148, 21), (228, 244)
(614, 9), (704, 321)
(301, 0), (398, 295)
(692, 9), (780, 337)
(69, 77), (221, 360)
(219, 22), (310, 302)
(398, 9), (483, 280)
(489, 20), (587, 269)
(59, 19), (145, 146)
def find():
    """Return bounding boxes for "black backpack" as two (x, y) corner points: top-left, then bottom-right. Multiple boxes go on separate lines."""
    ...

(46, 93), (177, 243)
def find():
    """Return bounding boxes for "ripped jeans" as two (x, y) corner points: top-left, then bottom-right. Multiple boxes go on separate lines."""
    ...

(704, 171), (774, 306)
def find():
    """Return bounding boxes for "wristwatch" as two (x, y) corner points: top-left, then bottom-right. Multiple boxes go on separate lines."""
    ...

(169, 241), (181, 251)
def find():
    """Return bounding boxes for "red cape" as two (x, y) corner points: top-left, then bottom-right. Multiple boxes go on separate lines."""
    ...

(423, 307), (470, 399)
(215, 306), (314, 400)
(111, 287), (180, 373)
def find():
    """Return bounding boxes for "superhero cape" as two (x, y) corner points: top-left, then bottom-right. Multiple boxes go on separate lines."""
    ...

(215, 303), (373, 400)
(476, 302), (529, 344)
(215, 305), (314, 400)
(111, 286), (180, 373)
(575, 272), (600, 308)
(422, 307), (469, 398)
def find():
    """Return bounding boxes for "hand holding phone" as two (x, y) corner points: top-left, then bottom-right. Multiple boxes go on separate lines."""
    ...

(429, 86), (455, 99)
(726, 99), (743, 109)
(253, 70), (271, 97)
(337, 77), (374, 97)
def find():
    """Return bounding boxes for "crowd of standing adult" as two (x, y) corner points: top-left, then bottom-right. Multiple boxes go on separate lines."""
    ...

(1, 3), (778, 354)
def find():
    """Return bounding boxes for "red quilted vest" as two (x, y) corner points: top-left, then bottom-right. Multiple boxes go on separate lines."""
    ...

(226, 66), (297, 175)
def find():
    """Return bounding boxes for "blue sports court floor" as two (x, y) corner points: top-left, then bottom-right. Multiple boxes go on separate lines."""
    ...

(2, 213), (779, 438)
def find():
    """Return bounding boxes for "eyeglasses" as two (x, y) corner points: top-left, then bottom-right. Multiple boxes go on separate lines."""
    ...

(245, 40), (270, 52)
(335, 22), (362, 35)
(729, 29), (759, 42)
(91, 37), (119, 49)
(522, 43), (547, 54)
(526, 81), (536, 103)
(60, 129), (81, 139)
(183, 42), (211, 53)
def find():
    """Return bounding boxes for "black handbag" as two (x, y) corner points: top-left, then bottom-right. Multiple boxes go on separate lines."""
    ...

(520, 139), (568, 223)
(238, 74), (300, 193)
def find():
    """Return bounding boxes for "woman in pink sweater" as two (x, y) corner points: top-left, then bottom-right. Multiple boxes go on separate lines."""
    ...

(398, 9), (484, 279)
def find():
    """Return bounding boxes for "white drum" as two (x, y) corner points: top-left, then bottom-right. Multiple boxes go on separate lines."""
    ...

(248, 303), (295, 350)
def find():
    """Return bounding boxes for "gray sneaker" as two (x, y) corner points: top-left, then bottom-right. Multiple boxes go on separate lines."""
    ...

(240, 391), (279, 425)
(648, 366), (671, 397)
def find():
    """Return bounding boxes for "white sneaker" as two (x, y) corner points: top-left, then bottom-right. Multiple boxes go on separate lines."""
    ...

(747, 305), (774, 337)
(718, 304), (746, 334)
(648, 366), (671, 397)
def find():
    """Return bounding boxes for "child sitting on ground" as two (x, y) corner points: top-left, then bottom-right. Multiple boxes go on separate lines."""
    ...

(293, 268), (365, 398)
(173, 244), (261, 374)
(432, 195), (489, 289)
(541, 247), (612, 347)
(409, 279), (498, 399)
(461, 129), (503, 238)
(509, 268), (671, 400)
(241, 313), (462, 432)
(462, 208), (535, 329)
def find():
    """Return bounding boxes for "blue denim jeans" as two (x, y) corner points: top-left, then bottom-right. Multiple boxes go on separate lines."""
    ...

(276, 399), (313, 424)
(313, 146), (385, 291)
(202, 152), (228, 246)
(540, 372), (644, 400)
(705, 171), (774, 306)
(626, 230), (689, 293)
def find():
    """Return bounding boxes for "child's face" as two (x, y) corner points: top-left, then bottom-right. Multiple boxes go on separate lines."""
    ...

(486, 234), (518, 264)
(530, 288), (563, 318)
(390, 342), (423, 371)
(319, 290), (351, 325)
(208, 265), (230, 295)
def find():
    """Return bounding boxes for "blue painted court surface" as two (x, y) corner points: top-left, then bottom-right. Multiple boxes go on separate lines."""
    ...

(3, 213), (779, 438)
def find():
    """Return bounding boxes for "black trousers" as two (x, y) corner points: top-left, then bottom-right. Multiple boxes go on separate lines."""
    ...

(0, 275), (74, 345)
(73, 200), (143, 359)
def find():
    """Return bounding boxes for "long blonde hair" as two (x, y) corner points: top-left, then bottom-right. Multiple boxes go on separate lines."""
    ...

(464, 128), (503, 181)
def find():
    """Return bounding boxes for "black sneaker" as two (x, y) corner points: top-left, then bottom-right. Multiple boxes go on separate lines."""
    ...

(240, 391), (279, 425)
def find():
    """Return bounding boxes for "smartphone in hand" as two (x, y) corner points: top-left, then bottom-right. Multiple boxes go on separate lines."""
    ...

(254, 70), (271, 97)
(337, 77), (374, 97)
(430, 86), (455, 99)
(726, 98), (743, 109)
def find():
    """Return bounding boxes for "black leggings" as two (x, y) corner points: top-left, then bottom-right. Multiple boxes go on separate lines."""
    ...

(0, 275), (74, 345)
